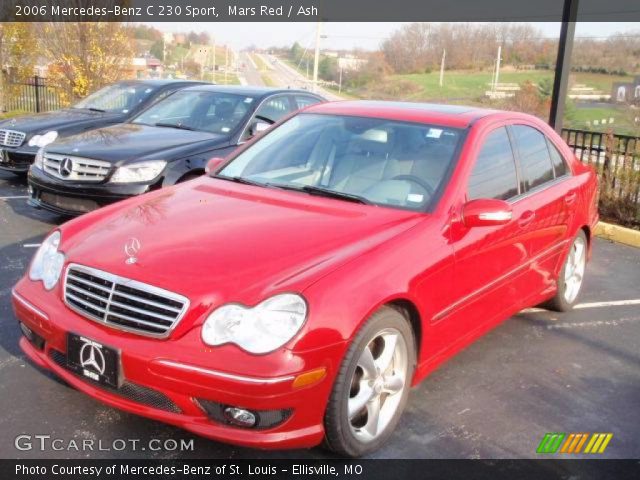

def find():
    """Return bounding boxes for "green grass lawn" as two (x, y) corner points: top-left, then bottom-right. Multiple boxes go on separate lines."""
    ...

(0, 110), (29, 120)
(567, 105), (640, 136)
(394, 70), (634, 102)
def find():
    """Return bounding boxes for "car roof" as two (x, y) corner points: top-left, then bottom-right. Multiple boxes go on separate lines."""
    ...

(304, 100), (507, 128)
(115, 79), (206, 88)
(181, 84), (323, 98)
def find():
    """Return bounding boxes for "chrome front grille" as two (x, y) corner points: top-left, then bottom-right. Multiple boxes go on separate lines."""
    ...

(44, 153), (111, 182)
(63, 264), (189, 338)
(0, 129), (26, 147)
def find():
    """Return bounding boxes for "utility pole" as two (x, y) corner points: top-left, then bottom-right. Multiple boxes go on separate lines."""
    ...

(312, 21), (322, 93)
(224, 45), (228, 84)
(439, 49), (446, 87)
(493, 45), (502, 92)
(549, 0), (579, 132)
(212, 37), (216, 83)
(339, 66), (343, 94)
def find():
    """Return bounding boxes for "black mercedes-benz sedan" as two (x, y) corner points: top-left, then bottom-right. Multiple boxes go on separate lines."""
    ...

(0, 79), (204, 174)
(27, 85), (325, 215)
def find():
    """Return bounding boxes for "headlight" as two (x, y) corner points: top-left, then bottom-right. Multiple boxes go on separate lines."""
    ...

(110, 160), (166, 183)
(29, 231), (65, 290)
(201, 293), (307, 354)
(28, 130), (58, 148)
(33, 148), (45, 169)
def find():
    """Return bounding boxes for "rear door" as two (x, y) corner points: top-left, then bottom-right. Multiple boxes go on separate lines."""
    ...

(509, 124), (575, 298)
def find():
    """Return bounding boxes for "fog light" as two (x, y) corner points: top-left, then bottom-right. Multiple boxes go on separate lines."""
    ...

(19, 322), (34, 341)
(224, 407), (256, 427)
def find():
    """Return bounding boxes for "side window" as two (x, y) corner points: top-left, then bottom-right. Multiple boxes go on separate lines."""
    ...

(467, 127), (519, 201)
(254, 95), (294, 123)
(294, 95), (322, 109)
(512, 125), (555, 190)
(547, 139), (568, 178)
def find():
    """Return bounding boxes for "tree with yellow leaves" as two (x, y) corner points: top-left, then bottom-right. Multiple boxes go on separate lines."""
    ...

(34, 22), (133, 105)
(0, 23), (37, 111)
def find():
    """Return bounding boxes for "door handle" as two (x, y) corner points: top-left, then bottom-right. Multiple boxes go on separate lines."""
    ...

(518, 210), (536, 228)
(565, 192), (577, 205)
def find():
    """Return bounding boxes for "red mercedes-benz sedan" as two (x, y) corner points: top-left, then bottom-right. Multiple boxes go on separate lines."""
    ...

(12, 101), (598, 456)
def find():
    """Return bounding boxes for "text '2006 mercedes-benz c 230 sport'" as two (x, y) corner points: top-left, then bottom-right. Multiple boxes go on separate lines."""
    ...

(12, 101), (598, 457)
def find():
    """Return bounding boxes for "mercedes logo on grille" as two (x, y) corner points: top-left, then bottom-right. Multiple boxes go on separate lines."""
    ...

(124, 237), (141, 265)
(59, 157), (73, 177)
(79, 340), (106, 375)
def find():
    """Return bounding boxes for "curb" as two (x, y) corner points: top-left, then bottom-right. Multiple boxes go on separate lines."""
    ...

(595, 221), (640, 249)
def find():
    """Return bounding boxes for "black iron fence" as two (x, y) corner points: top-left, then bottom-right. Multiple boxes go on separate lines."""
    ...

(562, 128), (640, 227)
(4, 75), (63, 113)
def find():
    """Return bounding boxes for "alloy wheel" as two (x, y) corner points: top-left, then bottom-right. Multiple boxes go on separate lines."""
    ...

(564, 235), (587, 303)
(347, 328), (409, 443)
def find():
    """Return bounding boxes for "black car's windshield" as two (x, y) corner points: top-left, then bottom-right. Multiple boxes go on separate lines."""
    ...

(217, 113), (463, 211)
(73, 83), (159, 113)
(132, 90), (255, 134)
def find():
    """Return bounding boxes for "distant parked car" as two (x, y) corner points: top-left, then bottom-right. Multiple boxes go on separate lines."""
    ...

(27, 86), (324, 216)
(0, 80), (205, 174)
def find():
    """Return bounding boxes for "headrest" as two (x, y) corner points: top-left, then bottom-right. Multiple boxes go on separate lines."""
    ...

(216, 101), (234, 118)
(348, 129), (393, 156)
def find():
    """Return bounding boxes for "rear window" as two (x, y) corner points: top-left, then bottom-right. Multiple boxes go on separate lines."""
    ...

(512, 125), (555, 190)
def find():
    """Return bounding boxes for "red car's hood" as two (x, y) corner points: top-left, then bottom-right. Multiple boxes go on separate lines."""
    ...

(62, 178), (424, 308)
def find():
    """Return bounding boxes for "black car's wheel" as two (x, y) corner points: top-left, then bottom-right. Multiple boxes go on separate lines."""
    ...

(324, 306), (415, 457)
(542, 230), (588, 312)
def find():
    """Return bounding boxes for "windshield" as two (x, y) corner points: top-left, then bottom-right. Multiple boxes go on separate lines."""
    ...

(217, 113), (464, 211)
(132, 90), (255, 134)
(74, 83), (158, 113)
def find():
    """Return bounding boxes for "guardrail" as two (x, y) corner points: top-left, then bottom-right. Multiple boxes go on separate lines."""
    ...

(562, 128), (640, 227)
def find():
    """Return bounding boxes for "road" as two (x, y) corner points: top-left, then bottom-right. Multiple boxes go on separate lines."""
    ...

(1, 169), (639, 459)
(238, 52), (264, 87)
(237, 51), (343, 101)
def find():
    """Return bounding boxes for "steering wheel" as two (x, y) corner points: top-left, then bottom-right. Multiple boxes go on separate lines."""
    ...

(390, 175), (435, 196)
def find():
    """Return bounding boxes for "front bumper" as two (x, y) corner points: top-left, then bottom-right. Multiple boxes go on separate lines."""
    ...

(0, 145), (37, 172)
(12, 278), (340, 449)
(28, 166), (154, 216)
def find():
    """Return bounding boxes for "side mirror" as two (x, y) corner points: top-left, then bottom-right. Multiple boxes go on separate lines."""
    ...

(250, 121), (271, 136)
(205, 157), (225, 174)
(462, 198), (513, 228)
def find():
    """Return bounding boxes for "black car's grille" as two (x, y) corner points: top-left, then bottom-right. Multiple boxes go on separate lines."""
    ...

(49, 349), (181, 413)
(64, 264), (189, 338)
(43, 153), (111, 182)
(0, 129), (26, 147)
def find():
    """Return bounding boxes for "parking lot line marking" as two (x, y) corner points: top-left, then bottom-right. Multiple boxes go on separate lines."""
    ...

(574, 299), (640, 309)
(23, 243), (41, 248)
(523, 299), (640, 314)
(0, 195), (29, 200)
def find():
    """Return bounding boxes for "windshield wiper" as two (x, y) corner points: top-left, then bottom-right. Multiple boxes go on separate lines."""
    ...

(270, 183), (371, 205)
(213, 174), (267, 187)
(154, 122), (195, 131)
(87, 107), (106, 113)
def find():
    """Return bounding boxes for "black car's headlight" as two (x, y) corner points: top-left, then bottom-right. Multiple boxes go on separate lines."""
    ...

(110, 160), (167, 183)
(29, 231), (65, 290)
(28, 130), (58, 148)
(201, 294), (308, 354)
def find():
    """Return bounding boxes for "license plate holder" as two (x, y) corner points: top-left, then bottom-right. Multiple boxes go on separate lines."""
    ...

(66, 333), (120, 388)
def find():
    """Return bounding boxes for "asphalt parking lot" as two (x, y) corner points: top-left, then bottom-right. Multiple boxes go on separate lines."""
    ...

(0, 169), (639, 459)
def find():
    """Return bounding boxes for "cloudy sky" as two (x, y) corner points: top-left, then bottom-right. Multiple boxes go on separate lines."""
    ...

(146, 22), (640, 51)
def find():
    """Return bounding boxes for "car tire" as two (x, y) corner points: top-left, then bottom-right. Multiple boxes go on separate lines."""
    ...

(542, 230), (588, 312)
(323, 306), (416, 457)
